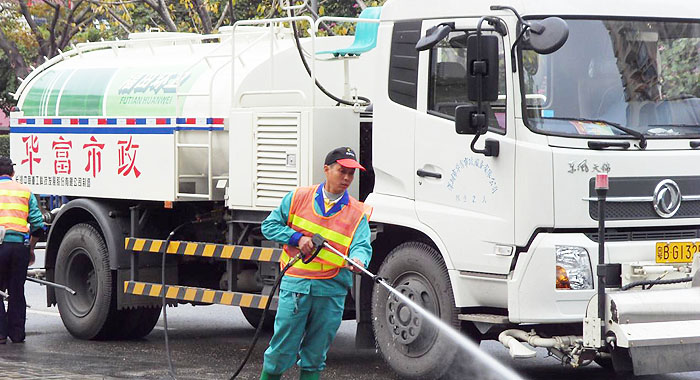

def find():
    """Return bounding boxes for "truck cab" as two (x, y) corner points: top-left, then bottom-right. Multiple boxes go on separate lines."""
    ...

(363, 0), (700, 377)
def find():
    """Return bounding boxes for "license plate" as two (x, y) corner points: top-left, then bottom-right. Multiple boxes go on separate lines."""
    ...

(655, 242), (700, 263)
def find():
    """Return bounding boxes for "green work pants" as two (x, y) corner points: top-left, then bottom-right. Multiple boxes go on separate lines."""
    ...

(262, 289), (345, 375)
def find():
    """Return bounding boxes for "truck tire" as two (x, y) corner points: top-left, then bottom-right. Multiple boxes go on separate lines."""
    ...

(115, 307), (162, 339)
(55, 223), (118, 340)
(610, 346), (633, 375)
(241, 307), (276, 331)
(371, 242), (462, 380)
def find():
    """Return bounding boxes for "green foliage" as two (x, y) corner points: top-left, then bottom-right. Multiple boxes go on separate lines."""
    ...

(0, 135), (9, 158)
(0, 53), (19, 115)
(0, 0), (390, 90)
(318, 0), (386, 36)
(659, 38), (700, 99)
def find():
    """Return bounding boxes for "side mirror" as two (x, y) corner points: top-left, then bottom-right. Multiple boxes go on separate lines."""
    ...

(415, 23), (454, 51)
(523, 17), (569, 54)
(455, 105), (484, 135)
(467, 34), (500, 102)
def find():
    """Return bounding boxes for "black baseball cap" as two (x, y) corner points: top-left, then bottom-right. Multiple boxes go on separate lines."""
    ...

(324, 147), (365, 171)
(0, 157), (15, 176)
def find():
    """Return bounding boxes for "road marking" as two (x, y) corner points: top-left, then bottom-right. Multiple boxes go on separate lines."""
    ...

(27, 309), (61, 317)
(27, 309), (175, 331)
(27, 309), (177, 331)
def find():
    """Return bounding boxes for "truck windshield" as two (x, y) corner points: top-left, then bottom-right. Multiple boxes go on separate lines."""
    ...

(522, 19), (700, 138)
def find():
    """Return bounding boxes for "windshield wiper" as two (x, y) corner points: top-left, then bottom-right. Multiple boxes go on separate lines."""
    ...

(542, 116), (647, 149)
(649, 123), (700, 128)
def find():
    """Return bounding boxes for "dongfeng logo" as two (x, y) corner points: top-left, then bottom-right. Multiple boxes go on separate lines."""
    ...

(653, 179), (681, 218)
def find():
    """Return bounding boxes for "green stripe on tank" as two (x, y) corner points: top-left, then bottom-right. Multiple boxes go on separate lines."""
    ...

(22, 70), (66, 116)
(59, 68), (117, 116)
(45, 70), (72, 115)
(22, 68), (117, 116)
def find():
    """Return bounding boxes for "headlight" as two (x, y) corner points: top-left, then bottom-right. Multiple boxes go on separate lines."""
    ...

(555, 246), (593, 290)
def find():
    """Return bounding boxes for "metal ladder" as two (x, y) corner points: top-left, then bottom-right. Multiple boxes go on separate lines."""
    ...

(174, 37), (233, 200)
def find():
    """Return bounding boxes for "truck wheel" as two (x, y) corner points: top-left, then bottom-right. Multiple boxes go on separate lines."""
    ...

(117, 307), (162, 339)
(240, 307), (276, 331)
(610, 346), (633, 375)
(55, 223), (117, 340)
(371, 242), (462, 380)
(594, 355), (613, 370)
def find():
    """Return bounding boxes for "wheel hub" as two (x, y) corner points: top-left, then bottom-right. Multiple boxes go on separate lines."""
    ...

(65, 248), (97, 317)
(386, 285), (423, 345)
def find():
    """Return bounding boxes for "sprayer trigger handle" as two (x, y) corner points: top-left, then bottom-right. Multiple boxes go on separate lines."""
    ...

(302, 234), (326, 264)
(311, 233), (327, 248)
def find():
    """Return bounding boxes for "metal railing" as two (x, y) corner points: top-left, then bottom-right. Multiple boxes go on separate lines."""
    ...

(231, 16), (317, 108)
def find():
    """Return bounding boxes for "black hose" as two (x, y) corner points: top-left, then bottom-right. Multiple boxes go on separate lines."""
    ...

(621, 276), (693, 291)
(161, 221), (194, 380)
(156, 214), (300, 379)
(229, 256), (300, 379)
(289, 18), (371, 107)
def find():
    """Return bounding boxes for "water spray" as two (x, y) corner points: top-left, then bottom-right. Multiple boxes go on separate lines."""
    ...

(310, 234), (524, 380)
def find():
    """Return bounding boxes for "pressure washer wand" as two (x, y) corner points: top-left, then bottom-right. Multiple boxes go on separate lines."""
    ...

(311, 234), (383, 284)
(26, 269), (77, 295)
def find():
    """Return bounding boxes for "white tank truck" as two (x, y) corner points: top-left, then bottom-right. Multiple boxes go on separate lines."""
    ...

(9, 0), (700, 378)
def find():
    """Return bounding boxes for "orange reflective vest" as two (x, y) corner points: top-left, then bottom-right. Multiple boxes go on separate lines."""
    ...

(280, 185), (373, 279)
(0, 180), (31, 234)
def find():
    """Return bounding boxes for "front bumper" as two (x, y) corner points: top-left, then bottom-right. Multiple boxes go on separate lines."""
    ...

(508, 232), (693, 323)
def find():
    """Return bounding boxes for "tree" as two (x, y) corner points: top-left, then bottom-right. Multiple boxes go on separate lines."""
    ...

(0, 0), (128, 111)
(0, 0), (387, 110)
(0, 53), (19, 115)
(0, 0), (100, 76)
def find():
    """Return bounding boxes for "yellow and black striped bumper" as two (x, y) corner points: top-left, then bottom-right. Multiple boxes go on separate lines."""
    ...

(124, 281), (277, 309)
(124, 238), (282, 262)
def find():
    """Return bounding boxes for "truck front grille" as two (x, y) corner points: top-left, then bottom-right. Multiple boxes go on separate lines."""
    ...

(588, 176), (700, 220)
(589, 200), (700, 220)
(586, 228), (700, 242)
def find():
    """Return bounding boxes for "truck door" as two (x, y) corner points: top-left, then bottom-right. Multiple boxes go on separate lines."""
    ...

(414, 18), (515, 274)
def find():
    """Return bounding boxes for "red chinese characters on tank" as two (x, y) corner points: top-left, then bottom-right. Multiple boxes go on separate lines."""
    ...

(52, 136), (72, 175)
(21, 135), (42, 175)
(83, 136), (105, 178)
(117, 136), (141, 178)
(18, 134), (143, 180)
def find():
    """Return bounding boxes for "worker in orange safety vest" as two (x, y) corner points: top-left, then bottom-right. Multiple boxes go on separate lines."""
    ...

(0, 157), (45, 344)
(259, 147), (372, 380)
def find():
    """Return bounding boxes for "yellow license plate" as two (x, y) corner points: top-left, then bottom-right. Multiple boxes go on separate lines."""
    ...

(655, 242), (700, 263)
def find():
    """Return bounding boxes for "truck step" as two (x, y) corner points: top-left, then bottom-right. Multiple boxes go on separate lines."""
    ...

(123, 281), (277, 309)
(125, 238), (282, 262)
(458, 313), (510, 324)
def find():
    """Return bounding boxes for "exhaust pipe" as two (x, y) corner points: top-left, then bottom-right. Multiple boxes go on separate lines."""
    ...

(498, 329), (579, 359)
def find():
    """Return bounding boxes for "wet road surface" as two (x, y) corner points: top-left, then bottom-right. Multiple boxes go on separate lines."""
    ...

(2, 249), (700, 379)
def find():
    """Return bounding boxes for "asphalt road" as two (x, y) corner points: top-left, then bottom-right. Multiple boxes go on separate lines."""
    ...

(2, 249), (700, 380)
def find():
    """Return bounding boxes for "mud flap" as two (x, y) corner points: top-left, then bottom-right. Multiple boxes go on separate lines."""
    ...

(586, 285), (700, 376)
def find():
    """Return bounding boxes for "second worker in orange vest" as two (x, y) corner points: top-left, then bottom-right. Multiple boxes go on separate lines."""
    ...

(0, 157), (45, 344)
(259, 147), (372, 380)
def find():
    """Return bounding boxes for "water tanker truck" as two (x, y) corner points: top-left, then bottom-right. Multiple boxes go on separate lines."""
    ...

(10, 0), (700, 377)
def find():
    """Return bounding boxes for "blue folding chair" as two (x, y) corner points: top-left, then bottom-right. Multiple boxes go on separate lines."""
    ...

(317, 7), (382, 57)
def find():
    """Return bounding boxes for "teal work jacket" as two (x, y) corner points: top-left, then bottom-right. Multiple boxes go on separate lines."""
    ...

(261, 183), (372, 296)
